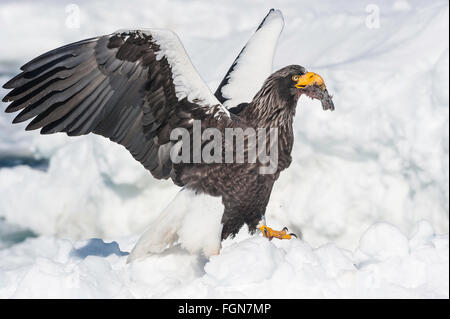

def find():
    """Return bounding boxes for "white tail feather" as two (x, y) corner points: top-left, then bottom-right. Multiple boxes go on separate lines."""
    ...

(127, 188), (224, 263)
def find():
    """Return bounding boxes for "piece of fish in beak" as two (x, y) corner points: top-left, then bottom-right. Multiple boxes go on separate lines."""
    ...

(302, 84), (335, 111)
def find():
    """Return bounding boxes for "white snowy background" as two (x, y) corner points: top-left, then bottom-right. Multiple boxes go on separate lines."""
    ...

(0, 0), (448, 298)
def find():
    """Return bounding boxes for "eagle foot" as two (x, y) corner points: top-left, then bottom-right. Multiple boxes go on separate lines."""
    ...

(259, 225), (297, 240)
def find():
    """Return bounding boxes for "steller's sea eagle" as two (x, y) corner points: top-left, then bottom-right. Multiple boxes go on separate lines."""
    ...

(2, 9), (334, 260)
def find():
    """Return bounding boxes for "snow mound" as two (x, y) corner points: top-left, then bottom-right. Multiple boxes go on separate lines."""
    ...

(0, 221), (447, 298)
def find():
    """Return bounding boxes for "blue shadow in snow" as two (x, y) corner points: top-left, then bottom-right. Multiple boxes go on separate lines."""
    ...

(0, 156), (49, 171)
(71, 238), (129, 259)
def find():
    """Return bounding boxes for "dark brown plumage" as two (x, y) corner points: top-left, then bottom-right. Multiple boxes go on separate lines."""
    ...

(2, 11), (334, 248)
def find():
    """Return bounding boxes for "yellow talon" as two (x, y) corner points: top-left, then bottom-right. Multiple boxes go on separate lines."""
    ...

(259, 225), (296, 240)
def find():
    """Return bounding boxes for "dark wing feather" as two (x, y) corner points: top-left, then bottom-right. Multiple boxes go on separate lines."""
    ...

(3, 29), (230, 184)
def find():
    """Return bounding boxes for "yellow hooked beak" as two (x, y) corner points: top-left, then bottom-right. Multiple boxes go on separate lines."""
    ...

(295, 72), (326, 90)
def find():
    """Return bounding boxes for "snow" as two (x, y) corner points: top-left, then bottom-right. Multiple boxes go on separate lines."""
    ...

(0, 0), (448, 298)
(0, 221), (447, 298)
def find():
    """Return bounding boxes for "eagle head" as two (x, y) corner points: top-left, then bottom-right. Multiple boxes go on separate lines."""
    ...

(274, 65), (335, 111)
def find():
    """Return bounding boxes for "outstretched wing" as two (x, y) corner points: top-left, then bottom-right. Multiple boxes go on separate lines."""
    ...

(2, 29), (230, 183)
(214, 9), (284, 109)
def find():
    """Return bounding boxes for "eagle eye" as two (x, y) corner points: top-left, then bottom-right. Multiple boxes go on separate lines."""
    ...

(292, 75), (299, 81)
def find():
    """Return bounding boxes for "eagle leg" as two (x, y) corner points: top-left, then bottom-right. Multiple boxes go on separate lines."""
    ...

(259, 225), (297, 240)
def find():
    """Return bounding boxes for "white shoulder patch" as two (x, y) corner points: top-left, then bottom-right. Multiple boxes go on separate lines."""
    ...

(113, 29), (230, 117)
(221, 10), (284, 108)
